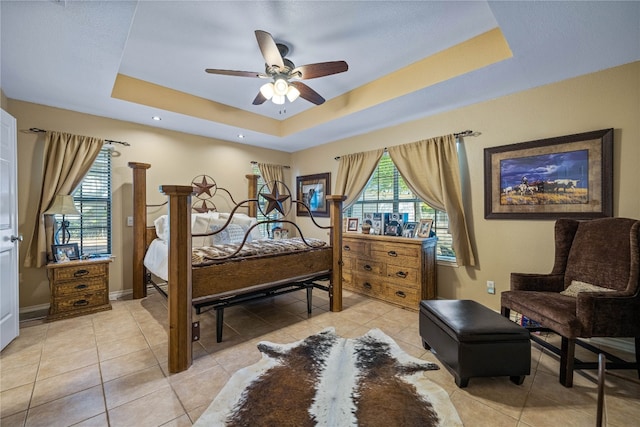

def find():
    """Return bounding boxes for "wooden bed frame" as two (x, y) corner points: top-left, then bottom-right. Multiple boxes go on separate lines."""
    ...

(128, 162), (344, 373)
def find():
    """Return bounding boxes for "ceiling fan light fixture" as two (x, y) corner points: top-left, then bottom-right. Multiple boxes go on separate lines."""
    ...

(286, 85), (300, 102)
(273, 78), (289, 96)
(259, 83), (274, 100)
(272, 94), (285, 105)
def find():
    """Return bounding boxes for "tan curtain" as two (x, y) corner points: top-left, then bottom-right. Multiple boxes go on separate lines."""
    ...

(388, 135), (475, 266)
(257, 163), (285, 193)
(24, 131), (104, 267)
(335, 148), (384, 208)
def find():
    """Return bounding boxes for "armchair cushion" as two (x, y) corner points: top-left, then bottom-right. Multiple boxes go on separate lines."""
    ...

(560, 280), (617, 297)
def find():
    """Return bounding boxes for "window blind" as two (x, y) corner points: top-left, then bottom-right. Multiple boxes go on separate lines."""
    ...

(68, 148), (112, 256)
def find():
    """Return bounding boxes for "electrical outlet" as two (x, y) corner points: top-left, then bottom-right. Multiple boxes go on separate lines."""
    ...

(487, 280), (496, 294)
(127, 216), (134, 227)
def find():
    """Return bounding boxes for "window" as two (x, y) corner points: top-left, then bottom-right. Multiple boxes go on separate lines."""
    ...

(344, 153), (455, 261)
(252, 165), (282, 238)
(66, 148), (112, 256)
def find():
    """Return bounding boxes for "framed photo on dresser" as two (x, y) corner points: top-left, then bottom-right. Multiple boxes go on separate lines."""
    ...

(416, 219), (433, 238)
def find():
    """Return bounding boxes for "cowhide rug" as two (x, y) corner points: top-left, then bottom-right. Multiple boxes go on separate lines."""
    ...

(194, 328), (462, 426)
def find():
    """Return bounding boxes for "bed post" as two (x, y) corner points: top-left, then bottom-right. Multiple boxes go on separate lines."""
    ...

(327, 195), (346, 312)
(128, 162), (151, 299)
(160, 185), (194, 373)
(246, 174), (258, 218)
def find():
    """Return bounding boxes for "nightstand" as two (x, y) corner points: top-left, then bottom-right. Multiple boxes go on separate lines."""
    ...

(46, 257), (112, 321)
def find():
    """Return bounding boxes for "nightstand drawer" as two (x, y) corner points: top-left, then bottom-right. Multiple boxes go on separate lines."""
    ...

(52, 277), (107, 297)
(46, 257), (112, 322)
(51, 290), (108, 313)
(52, 263), (107, 281)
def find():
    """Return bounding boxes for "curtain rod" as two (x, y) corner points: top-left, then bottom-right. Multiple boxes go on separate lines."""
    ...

(334, 129), (478, 160)
(28, 128), (131, 147)
(250, 161), (291, 169)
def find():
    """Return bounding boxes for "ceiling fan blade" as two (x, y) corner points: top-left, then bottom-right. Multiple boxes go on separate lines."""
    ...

(291, 61), (348, 80)
(289, 81), (325, 105)
(205, 68), (267, 78)
(252, 91), (268, 105)
(255, 30), (285, 70)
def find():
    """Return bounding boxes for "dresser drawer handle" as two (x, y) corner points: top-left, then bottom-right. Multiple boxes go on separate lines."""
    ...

(363, 282), (372, 290)
(387, 250), (398, 257)
(75, 284), (89, 290)
(395, 291), (406, 298)
(74, 269), (90, 277)
(363, 264), (372, 271)
(395, 271), (408, 278)
(73, 299), (89, 307)
(343, 245), (351, 251)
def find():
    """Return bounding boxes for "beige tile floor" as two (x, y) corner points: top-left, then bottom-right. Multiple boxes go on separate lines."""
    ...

(1, 289), (638, 427)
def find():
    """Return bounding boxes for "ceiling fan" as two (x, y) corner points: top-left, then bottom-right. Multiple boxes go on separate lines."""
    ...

(205, 30), (348, 106)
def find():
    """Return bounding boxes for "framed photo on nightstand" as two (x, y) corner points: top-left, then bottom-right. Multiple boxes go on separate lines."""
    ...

(52, 243), (80, 262)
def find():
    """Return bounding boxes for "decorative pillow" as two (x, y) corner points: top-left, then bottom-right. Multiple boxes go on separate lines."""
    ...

(560, 280), (616, 297)
(209, 225), (230, 245)
(226, 224), (247, 244)
(218, 213), (263, 241)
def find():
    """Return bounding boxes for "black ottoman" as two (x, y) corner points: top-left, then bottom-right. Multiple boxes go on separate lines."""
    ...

(419, 299), (531, 388)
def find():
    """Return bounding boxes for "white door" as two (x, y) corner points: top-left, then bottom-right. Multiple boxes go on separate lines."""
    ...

(1, 108), (20, 350)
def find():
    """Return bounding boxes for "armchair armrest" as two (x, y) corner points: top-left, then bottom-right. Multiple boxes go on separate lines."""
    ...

(576, 292), (640, 337)
(510, 273), (564, 292)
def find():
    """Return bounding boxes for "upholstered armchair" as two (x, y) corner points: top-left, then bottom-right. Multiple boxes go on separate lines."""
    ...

(501, 217), (640, 387)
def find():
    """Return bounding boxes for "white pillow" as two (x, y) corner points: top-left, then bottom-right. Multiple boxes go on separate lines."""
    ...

(560, 280), (616, 297)
(154, 211), (220, 242)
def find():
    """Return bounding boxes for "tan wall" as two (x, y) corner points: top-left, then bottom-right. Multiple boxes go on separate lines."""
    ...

(10, 61), (640, 311)
(292, 61), (640, 310)
(9, 101), (291, 308)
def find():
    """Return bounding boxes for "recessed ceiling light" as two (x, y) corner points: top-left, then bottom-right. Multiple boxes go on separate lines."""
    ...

(238, 134), (245, 139)
(152, 116), (162, 121)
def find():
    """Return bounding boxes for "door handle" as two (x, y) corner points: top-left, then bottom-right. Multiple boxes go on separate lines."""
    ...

(10, 235), (23, 243)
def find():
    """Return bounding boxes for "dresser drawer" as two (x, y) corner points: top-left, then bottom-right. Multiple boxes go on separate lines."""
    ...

(376, 243), (421, 259)
(386, 264), (419, 284)
(342, 240), (368, 256)
(52, 277), (108, 297)
(385, 284), (420, 309)
(354, 259), (385, 276)
(50, 290), (108, 313)
(52, 263), (107, 281)
(349, 275), (386, 299)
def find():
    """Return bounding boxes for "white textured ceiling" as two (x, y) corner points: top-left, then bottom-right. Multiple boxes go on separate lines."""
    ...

(1, 1), (639, 153)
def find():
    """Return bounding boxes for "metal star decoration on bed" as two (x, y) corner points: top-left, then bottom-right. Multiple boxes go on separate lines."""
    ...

(192, 175), (217, 198)
(260, 185), (290, 216)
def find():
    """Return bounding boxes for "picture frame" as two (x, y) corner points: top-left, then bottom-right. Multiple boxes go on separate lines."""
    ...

(416, 219), (433, 238)
(52, 243), (80, 262)
(484, 128), (613, 220)
(402, 221), (418, 238)
(347, 217), (359, 232)
(296, 173), (331, 217)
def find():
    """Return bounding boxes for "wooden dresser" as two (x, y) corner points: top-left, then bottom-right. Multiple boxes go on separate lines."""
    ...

(342, 233), (437, 310)
(46, 257), (112, 321)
